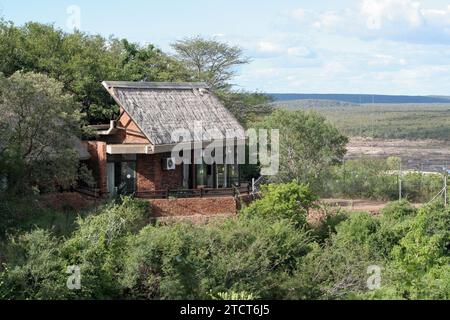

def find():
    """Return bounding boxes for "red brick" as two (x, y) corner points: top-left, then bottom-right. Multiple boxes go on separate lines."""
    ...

(136, 154), (183, 192)
(150, 197), (238, 217)
(85, 141), (107, 194)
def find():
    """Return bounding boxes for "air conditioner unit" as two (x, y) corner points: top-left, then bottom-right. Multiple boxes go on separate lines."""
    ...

(162, 157), (176, 171)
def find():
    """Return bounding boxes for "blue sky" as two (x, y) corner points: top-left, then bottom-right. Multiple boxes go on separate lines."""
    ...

(2, 0), (450, 95)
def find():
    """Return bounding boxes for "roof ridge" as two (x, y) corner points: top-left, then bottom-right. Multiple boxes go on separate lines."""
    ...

(102, 81), (210, 90)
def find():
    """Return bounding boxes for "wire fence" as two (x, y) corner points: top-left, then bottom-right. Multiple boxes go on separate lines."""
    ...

(322, 159), (449, 204)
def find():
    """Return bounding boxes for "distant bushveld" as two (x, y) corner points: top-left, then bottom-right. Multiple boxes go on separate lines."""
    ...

(272, 100), (450, 140)
(270, 93), (450, 104)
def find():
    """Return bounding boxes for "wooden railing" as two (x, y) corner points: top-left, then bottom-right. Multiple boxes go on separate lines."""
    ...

(135, 186), (251, 200)
(74, 187), (102, 198)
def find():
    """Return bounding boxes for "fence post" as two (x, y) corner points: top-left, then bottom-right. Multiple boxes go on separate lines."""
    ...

(445, 172), (448, 207)
(399, 161), (402, 202)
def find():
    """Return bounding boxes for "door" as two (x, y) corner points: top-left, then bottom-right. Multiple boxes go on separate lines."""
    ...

(107, 163), (116, 196)
(112, 161), (136, 195)
(120, 162), (136, 195)
(183, 164), (190, 189)
(216, 164), (228, 188)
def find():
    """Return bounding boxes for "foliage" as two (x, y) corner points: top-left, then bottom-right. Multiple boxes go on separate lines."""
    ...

(171, 36), (249, 90)
(210, 290), (257, 300)
(324, 157), (443, 202)
(216, 90), (273, 127)
(121, 215), (312, 300)
(0, 230), (69, 299)
(0, 71), (83, 194)
(257, 109), (348, 192)
(0, 195), (88, 240)
(312, 207), (349, 243)
(1, 189), (449, 300)
(61, 197), (148, 299)
(241, 182), (317, 227)
(0, 21), (191, 123)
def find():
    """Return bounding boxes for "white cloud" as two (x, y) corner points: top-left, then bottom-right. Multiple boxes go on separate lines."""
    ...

(258, 41), (281, 53)
(231, 1), (450, 94)
(368, 54), (407, 67)
(312, 11), (343, 30)
(361, 0), (423, 30)
(289, 0), (450, 44)
(286, 46), (314, 58)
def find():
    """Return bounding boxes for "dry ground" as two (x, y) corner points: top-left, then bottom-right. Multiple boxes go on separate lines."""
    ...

(346, 137), (450, 172)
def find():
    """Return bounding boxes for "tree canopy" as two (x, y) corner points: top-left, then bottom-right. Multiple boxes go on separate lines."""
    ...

(171, 36), (249, 90)
(257, 109), (349, 191)
(0, 21), (191, 124)
(0, 71), (83, 193)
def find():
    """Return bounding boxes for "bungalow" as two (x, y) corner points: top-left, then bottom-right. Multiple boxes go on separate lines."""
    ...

(85, 81), (249, 200)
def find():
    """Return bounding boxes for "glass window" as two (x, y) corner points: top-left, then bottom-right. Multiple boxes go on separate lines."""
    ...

(216, 164), (226, 188)
(227, 164), (239, 187)
(196, 164), (207, 186)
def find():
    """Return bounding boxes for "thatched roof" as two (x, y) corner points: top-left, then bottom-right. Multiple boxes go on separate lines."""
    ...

(102, 81), (246, 145)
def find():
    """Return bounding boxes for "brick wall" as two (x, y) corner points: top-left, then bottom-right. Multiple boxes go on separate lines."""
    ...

(150, 197), (238, 217)
(136, 153), (183, 192)
(98, 108), (150, 145)
(116, 110), (150, 144)
(85, 141), (108, 194)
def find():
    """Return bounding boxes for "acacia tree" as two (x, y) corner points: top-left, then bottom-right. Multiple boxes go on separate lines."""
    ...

(171, 36), (249, 90)
(0, 72), (83, 193)
(258, 109), (349, 191)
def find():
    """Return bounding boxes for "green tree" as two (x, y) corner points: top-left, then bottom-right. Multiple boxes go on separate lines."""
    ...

(217, 90), (273, 127)
(0, 71), (82, 193)
(0, 21), (191, 124)
(171, 36), (249, 90)
(258, 109), (348, 191)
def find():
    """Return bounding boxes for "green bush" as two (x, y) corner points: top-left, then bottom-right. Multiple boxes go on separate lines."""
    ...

(0, 230), (70, 299)
(121, 215), (312, 300)
(325, 158), (443, 202)
(241, 182), (317, 227)
(1, 197), (149, 300)
(61, 197), (148, 299)
(1, 194), (449, 300)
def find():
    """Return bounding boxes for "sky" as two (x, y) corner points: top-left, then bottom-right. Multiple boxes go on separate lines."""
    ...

(1, 0), (450, 95)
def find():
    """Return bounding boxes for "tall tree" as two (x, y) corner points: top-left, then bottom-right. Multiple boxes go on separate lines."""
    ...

(0, 72), (83, 193)
(258, 109), (349, 191)
(0, 21), (191, 124)
(171, 36), (249, 90)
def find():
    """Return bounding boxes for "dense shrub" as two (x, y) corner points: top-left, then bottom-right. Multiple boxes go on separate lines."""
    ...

(0, 197), (148, 299)
(325, 158), (444, 202)
(369, 203), (450, 300)
(0, 230), (70, 299)
(241, 182), (317, 227)
(121, 216), (312, 300)
(0, 191), (449, 300)
(61, 197), (148, 299)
